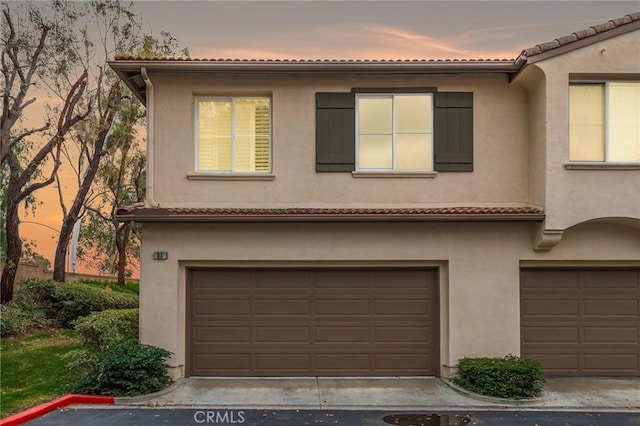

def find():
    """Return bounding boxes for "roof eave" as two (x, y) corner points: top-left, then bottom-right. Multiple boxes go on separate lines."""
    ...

(524, 19), (640, 64)
(107, 60), (520, 105)
(115, 212), (545, 223)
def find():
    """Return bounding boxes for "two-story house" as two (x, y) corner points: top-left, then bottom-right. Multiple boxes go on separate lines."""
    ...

(110, 13), (640, 379)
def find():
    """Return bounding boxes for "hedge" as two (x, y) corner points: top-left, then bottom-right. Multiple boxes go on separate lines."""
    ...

(13, 278), (138, 328)
(74, 308), (139, 350)
(453, 355), (544, 399)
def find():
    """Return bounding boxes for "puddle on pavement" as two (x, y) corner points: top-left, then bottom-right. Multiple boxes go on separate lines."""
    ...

(382, 413), (471, 426)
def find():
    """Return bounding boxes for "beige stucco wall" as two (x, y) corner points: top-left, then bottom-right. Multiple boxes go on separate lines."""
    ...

(148, 73), (530, 208)
(527, 30), (640, 230)
(136, 28), (640, 380)
(139, 220), (640, 379)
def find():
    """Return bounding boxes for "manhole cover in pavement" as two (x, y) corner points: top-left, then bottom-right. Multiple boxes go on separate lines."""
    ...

(382, 413), (471, 426)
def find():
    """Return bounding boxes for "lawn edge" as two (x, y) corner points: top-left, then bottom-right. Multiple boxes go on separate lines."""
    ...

(0, 394), (114, 425)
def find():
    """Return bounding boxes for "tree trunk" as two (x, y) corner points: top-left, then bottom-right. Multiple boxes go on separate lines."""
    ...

(1, 196), (22, 303)
(52, 220), (71, 282)
(52, 91), (119, 282)
(115, 225), (130, 287)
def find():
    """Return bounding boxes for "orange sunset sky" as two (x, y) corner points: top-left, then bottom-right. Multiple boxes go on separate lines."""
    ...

(14, 0), (638, 275)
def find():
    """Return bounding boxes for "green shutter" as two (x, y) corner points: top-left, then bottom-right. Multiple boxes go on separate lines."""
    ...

(433, 92), (473, 172)
(316, 93), (355, 172)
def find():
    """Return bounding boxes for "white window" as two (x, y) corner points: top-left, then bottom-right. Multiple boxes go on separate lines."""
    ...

(195, 97), (271, 172)
(357, 94), (433, 171)
(569, 82), (640, 163)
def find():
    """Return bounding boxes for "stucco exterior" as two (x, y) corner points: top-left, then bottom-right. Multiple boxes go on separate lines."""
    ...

(139, 221), (639, 378)
(149, 73), (529, 208)
(111, 17), (640, 379)
(516, 30), (640, 230)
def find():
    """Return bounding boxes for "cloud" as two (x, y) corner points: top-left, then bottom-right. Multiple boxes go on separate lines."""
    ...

(196, 22), (518, 60)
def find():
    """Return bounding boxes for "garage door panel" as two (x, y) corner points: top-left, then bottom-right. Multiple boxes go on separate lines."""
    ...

(583, 271), (639, 289)
(255, 354), (311, 371)
(583, 299), (638, 316)
(189, 268), (438, 376)
(255, 326), (311, 342)
(315, 326), (370, 343)
(195, 300), (251, 316)
(255, 299), (310, 316)
(583, 327), (639, 343)
(254, 271), (312, 288)
(315, 299), (370, 315)
(375, 299), (430, 315)
(375, 326), (431, 343)
(523, 326), (579, 343)
(195, 354), (252, 372)
(375, 353), (432, 370)
(522, 299), (579, 316)
(315, 271), (370, 288)
(584, 354), (639, 372)
(521, 270), (578, 289)
(194, 326), (251, 343)
(194, 271), (251, 289)
(521, 268), (640, 377)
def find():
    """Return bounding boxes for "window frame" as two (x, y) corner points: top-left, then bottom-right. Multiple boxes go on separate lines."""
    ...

(194, 96), (272, 173)
(569, 80), (640, 164)
(355, 93), (434, 172)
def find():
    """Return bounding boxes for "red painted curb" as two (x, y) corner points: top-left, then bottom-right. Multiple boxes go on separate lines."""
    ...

(0, 394), (114, 426)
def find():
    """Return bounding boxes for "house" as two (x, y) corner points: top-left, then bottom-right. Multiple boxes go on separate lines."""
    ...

(110, 13), (640, 379)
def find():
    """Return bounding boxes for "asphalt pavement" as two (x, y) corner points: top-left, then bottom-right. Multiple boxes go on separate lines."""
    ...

(26, 408), (640, 426)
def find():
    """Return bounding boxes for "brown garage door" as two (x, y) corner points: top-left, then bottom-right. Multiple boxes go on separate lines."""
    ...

(187, 268), (438, 376)
(521, 268), (640, 376)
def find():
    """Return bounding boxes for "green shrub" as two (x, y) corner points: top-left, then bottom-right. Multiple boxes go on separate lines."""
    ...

(0, 301), (49, 337)
(14, 278), (138, 327)
(75, 309), (139, 351)
(75, 341), (171, 396)
(453, 355), (544, 399)
(75, 278), (139, 295)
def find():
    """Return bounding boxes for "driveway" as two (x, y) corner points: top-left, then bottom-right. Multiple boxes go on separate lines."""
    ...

(116, 377), (640, 410)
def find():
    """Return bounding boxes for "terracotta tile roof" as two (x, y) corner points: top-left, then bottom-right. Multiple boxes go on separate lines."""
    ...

(113, 56), (515, 62)
(110, 12), (638, 105)
(521, 12), (640, 57)
(116, 205), (545, 223)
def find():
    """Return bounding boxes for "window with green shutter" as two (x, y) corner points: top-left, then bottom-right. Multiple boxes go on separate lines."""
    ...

(316, 91), (473, 173)
(316, 93), (355, 172)
(433, 92), (473, 172)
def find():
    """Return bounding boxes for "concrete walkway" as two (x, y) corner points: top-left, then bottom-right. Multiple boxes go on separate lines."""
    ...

(116, 377), (640, 411)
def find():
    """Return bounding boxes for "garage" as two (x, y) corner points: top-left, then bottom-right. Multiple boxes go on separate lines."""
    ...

(187, 268), (439, 376)
(521, 268), (640, 376)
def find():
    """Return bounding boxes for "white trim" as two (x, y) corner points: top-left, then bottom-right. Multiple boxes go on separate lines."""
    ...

(568, 81), (640, 164)
(352, 171), (437, 178)
(564, 162), (640, 170)
(355, 93), (434, 172)
(194, 96), (272, 174)
(186, 173), (275, 181)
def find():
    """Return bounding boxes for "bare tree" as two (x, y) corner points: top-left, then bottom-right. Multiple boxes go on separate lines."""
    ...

(1, 1), (90, 302)
(51, 6), (189, 282)
(78, 100), (145, 286)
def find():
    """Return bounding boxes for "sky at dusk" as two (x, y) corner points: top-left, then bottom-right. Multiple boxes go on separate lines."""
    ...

(15, 0), (640, 275)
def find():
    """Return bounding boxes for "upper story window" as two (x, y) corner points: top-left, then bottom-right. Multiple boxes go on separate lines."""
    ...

(569, 82), (640, 163)
(195, 97), (271, 172)
(316, 91), (473, 173)
(357, 94), (433, 171)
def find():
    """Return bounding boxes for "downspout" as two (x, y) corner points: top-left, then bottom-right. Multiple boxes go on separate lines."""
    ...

(141, 67), (159, 207)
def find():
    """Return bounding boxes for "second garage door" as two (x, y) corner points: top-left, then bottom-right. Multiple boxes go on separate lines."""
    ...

(188, 268), (439, 376)
(521, 268), (640, 376)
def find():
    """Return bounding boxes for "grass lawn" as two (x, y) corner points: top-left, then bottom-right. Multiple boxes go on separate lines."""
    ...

(0, 330), (83, 418)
